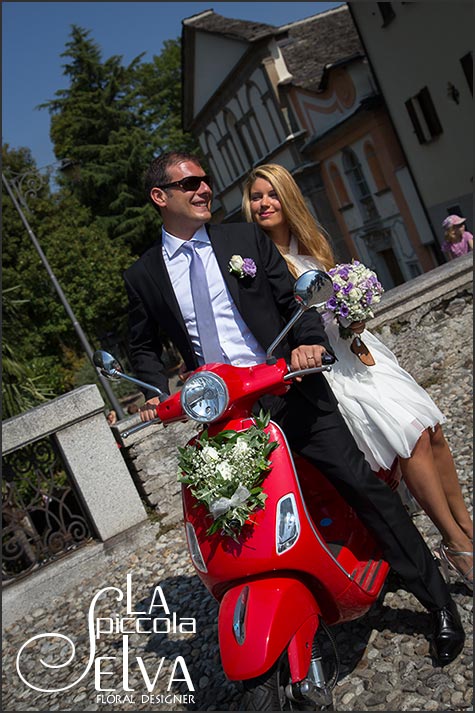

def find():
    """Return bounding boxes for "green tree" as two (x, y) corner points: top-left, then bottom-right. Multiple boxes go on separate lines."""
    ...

(135, 38), (201, 155)
(40, 27), (202, 256)
(2, 287), (55, 419)
(38, 26), (158, 255)
(2, 144), (134, 397)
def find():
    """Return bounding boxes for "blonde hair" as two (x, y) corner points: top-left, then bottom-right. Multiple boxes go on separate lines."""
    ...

(242, 163), (335, 277)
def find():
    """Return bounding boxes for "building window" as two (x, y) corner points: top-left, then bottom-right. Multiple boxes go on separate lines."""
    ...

(204, 131), (226, 191)
(405, 87), (443, 144)
(377, 3), (396, 26)
(224, 110), (250, 175)
(379, 248), (405, 286)
(343, 149), (379, 222)
(364, 142), (388, 192)
(460, 52), (473, 95)
(329, 163), (351, 207)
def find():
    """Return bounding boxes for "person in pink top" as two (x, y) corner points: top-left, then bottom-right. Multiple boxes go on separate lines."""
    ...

(441, 215), (473, 259)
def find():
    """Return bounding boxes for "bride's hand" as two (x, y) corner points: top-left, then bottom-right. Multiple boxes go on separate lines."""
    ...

(350, 321), (365, 334)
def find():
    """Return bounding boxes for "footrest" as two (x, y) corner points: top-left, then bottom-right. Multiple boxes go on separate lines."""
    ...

(351, 559), (386, 593)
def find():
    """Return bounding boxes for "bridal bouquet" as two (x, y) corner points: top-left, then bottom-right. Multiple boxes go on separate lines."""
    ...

(177, 412), (278, 540)
(325, 260), (384, 365)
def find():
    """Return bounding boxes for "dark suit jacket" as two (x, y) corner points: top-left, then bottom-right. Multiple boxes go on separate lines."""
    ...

(123, 222), (337, 411)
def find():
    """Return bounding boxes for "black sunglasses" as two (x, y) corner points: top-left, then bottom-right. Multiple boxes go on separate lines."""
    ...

(158, 175), (213, 192)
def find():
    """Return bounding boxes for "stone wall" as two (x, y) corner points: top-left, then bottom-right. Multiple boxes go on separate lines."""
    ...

(115, 253), (473, 530)
(367, 252), (473, 387)
(115, 418), (199, 528)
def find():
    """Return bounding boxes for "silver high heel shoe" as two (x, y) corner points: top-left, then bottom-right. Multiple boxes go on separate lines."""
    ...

(438, 543), (473, 593)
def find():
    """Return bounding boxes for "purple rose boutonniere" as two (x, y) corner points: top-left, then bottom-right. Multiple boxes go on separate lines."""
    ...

(229, 255), (257, 279)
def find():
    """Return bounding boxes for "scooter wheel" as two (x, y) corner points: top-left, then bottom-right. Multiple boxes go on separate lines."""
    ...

(240, 651), (334, 711)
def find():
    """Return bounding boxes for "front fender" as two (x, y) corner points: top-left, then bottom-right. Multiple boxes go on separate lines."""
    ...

(218, 577), (321, 681)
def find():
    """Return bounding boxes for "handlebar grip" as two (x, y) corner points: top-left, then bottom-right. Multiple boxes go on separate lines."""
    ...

(322, 352), (336, 365)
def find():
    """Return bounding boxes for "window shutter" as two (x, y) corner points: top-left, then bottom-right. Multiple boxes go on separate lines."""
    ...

(417, 87), (442, 137)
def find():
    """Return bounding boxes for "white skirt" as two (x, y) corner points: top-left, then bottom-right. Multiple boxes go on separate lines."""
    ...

(322, 320), (445, 472)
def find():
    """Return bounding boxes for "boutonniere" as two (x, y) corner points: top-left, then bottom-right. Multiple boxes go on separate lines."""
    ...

(228, 255), (257, 279)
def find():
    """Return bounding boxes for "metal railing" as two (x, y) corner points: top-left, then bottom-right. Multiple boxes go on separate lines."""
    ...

(2, 435), (93, 584)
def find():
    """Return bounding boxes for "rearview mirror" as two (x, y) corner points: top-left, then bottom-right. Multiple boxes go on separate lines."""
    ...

(93, 350), (123, 380)
(266, 270), (334, 364)
(92, 350), (167, 401)
(293, 270), (334, 310)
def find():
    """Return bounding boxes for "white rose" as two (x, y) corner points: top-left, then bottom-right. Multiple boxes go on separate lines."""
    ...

(229, 255), (244, 272)
(233, 439), (250, 455)
(348, 288), (363, 301)
(217, 462), (234, 480)
(202, 446), (220, 463)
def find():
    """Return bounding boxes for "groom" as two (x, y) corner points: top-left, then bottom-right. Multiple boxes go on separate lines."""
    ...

(123, 151), (464, 666)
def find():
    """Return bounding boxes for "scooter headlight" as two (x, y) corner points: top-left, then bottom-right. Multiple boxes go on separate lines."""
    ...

(180, 371), (229, 423)
(276, 493), (300, 554)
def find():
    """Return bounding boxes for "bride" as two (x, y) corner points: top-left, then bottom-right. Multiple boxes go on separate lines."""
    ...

(242, 163), (473, 591)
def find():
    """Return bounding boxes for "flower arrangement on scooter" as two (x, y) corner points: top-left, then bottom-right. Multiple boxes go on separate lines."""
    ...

(178, 411), (278, 539)
(324, 260), (384, 366)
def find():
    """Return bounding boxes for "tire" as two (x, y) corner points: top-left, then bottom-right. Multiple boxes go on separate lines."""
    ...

(241, 647), (335, 711)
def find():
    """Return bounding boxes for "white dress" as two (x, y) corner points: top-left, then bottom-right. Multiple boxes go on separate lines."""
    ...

(286, 242), (445, 472)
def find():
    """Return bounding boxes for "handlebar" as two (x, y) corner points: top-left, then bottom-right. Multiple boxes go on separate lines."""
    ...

(284, 365), (333, 381)
(122, 417), (161, 439)
(121, 353), (335, 434)
(283, 352), (335, 382)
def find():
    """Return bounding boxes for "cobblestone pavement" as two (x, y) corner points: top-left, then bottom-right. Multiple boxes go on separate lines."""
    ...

(2, 293), (473, 712)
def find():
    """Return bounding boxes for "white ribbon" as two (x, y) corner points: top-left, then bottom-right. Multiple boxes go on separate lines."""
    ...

(209, 485), (251, 520)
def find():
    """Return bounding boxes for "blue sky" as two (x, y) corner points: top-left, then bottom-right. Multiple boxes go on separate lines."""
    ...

(2, 2), (344, 168)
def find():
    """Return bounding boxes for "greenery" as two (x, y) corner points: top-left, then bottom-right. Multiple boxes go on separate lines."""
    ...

(2, 287), (55, 419)
(177, 412), (279, 540)
(39, 27), (202, 256)
(2, 26), (202, 419)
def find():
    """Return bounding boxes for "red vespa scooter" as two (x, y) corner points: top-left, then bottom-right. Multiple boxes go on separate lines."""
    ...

(94, 269), (399, 711)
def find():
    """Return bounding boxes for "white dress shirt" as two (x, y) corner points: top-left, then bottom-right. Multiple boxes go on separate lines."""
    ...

(162, 226), (267, 366)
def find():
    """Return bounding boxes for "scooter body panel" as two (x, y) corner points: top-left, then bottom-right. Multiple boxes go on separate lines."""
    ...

(218, 577), (321, 681)
(183, 418), (388, 625)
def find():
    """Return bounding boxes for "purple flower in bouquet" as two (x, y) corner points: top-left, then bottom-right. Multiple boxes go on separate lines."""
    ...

(339, 303), (350, 319)
(325, 260), (384, 337)
(337, 266), (350, 281)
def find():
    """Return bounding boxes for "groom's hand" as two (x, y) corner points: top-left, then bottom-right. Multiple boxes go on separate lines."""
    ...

(139, 397), (160, 422)
(290, 345), (328, 380)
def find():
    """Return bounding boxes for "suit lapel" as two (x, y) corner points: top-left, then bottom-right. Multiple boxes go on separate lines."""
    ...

(142, 237), (187, 328)
(208, 225), (242, 311)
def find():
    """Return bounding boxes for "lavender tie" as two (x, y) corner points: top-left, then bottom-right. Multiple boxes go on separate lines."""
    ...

(185, 241), (223, 364)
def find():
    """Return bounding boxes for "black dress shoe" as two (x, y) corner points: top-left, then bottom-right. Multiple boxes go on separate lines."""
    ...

(430, 599), (465, 666)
